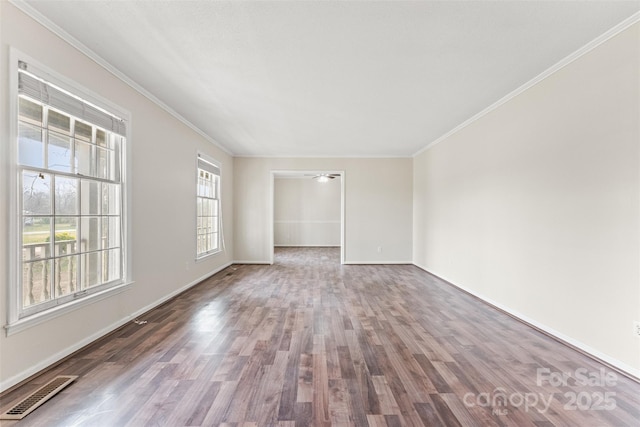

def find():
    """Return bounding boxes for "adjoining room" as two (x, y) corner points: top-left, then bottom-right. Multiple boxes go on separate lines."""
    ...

(273, 171), (343, 262)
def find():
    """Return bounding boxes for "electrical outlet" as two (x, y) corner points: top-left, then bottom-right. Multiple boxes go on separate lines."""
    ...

(634, 321), (640, 338)
(377, 246), (382, 253)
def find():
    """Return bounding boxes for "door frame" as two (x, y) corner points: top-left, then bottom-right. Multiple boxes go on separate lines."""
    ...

(269, 170), (345, 264)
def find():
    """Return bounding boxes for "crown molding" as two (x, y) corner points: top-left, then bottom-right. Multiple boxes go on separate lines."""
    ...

(8, 0), (234, 157)
(413, 11), (640, 158)
(234, 153), (412, 159)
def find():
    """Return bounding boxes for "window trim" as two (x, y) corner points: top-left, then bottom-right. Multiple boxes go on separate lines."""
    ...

(195, 152), (222, 260)
(5, 48), (134, 335)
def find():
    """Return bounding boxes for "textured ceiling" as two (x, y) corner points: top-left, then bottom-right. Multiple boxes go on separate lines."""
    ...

(18, 0), (640, 157)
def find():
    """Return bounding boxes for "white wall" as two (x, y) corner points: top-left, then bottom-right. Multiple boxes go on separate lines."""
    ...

(274, 177), (341, 247)
(0, 3), (234, 391)
(235, 158), (413, 264)
(413, 23), (640, 375)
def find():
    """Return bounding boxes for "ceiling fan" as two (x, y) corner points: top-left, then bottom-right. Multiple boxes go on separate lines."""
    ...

(307, 173), (340, 183)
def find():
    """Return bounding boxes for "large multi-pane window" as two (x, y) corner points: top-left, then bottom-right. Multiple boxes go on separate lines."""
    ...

(15, 60), (127, 319)
(196, 155), (221, 258)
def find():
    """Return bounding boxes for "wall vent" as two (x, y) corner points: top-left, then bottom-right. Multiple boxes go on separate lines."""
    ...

(0, 375), (78, 420)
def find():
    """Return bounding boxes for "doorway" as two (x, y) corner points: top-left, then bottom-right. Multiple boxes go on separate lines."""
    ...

(269, 170), (345, 264)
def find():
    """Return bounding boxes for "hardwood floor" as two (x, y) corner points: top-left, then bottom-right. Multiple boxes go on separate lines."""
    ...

(1, 247), (639, 426)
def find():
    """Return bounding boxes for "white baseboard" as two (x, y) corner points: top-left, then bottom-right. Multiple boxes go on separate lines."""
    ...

(413, 263), (640, 381)
(0, 262), (232, 393)
(233, 260), (273, 264)
(343, 261), (413, 265)
(274, 245), (340, 247)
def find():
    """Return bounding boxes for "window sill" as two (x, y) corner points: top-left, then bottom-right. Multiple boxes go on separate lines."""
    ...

(196, 250), (222, 262)
(4, 281), (134, 336)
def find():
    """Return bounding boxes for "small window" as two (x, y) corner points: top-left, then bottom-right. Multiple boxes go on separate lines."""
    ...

(196, 155), (221, 258)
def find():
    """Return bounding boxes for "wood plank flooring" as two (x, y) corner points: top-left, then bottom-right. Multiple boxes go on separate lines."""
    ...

(1, 247), (639, 426)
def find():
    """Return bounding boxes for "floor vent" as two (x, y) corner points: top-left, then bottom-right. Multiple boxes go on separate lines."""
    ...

(0, 375), (78, 420)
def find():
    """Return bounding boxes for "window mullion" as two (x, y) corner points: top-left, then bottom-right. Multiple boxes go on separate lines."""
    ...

(42, 105), (49, 171)
(15, 165), (119, 185)
(77, 161), (83, 292)
(50, 172), (56, 300)
(72, 120), (78, 175)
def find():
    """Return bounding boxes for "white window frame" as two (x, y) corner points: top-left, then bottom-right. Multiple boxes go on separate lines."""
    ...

(5, 49), (133, 335)
(196, 153), (222, 259)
